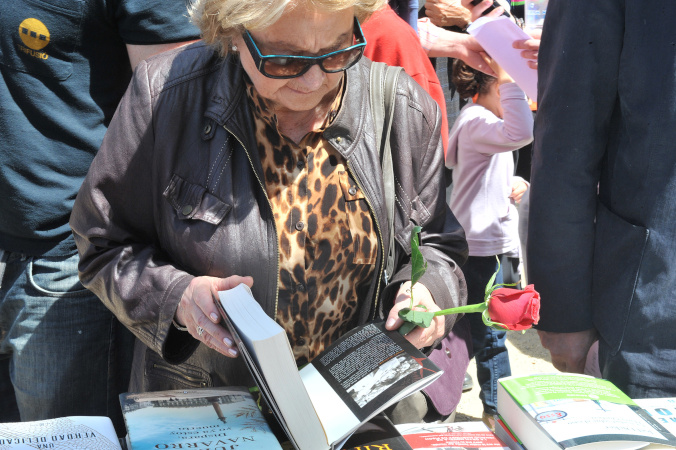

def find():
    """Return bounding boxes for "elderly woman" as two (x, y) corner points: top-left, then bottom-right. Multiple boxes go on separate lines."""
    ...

(70, 0), (468, 408)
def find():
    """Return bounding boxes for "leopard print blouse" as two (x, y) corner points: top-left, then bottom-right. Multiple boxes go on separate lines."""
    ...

(246, 79), (378, 366)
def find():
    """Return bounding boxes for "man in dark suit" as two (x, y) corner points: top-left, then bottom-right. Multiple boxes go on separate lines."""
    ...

(527, 0), (676, 397)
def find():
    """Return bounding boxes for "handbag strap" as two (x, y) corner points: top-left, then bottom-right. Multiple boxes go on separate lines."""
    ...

(369, 61), (402, 284)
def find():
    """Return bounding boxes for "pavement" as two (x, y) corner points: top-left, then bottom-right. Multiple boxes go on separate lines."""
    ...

(453, 327), (557, 422)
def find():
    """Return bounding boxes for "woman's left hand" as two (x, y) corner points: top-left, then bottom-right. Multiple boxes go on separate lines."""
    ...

(385, 281), (445, 348)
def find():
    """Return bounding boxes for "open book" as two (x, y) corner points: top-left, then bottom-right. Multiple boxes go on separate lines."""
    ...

(217, 283), (443, 450)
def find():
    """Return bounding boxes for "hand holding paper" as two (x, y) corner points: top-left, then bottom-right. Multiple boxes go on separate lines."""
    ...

(468, 16), (538, 101)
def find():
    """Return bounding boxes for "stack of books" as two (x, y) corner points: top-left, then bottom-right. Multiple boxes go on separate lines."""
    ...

(494, 373), (676, 450)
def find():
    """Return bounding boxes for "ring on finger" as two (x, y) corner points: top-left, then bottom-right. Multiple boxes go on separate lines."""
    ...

(197, 326), (204, 337)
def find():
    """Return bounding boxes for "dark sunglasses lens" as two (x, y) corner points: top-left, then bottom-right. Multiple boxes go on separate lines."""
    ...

(321, 47), (363, 72)
(263, 57), (309, 78)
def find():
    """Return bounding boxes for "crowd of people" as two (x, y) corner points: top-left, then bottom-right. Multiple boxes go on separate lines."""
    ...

(1, 0), (675, 440)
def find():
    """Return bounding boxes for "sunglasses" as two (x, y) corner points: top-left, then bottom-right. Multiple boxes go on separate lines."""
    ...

(242, 17), (367, 79)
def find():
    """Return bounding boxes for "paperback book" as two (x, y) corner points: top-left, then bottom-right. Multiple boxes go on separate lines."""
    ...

(0, 416), (121, 450)
(119, 386), (282, 450)
(396, 421), (510, 450)
(497, 373), (676, 450)
(217, 283), (443, 450)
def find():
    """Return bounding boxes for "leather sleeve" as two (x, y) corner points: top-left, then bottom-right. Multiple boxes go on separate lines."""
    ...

(70, 59), (197, 361)
(382, 73), (469, 343)
(527, 0), (624, 332)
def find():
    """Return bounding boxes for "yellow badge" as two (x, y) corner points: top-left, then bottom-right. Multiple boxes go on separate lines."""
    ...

(18, 18), (50, 51)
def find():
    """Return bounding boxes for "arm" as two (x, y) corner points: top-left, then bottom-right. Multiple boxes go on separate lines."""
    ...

(528, 0), (624, 360)
(127, 41), (198, 70)
(70, 62), (236, 361)
(383, 77), (469, 349)
(418, 19), (495, 76)
(424, 0), (472, 29)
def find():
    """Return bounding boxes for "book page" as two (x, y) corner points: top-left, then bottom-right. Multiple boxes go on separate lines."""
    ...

(0, 416), (121, 450)
(301, 323), (441, 427)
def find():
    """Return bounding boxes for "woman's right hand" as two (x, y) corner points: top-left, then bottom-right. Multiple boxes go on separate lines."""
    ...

(174, 274), (254, 358)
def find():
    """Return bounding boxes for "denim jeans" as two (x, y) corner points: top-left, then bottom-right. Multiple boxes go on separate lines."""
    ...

(0, 249), (133, 435)
(463, 255), (512, 415)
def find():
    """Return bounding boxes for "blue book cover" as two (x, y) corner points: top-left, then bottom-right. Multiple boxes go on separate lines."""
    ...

(120, 387), (282, 450)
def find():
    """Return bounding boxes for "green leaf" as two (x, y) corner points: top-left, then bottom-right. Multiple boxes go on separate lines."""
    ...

(411, 226), (427, 287)
(398, 321), (418, 336)
(399, 307), (435, 329)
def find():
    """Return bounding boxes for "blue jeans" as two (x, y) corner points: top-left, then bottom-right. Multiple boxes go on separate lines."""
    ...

(463, 255), (512, 415)
(0, 250), (133, 434)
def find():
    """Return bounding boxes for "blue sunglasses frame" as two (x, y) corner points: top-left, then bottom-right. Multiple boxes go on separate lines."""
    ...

(242, 17), (367, 79)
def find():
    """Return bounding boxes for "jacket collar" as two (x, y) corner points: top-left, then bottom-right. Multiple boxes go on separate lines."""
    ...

(204, 55), (372, 162)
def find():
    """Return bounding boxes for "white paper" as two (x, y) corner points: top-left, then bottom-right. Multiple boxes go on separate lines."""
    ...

(468, 16), (538, 101)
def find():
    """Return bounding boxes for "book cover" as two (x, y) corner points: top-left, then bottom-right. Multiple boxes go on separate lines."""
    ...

(498, 373), (676, 450)
(395, 421), (510, 449)
(0, 416), (121, 450)
(343, 414), (413, 450)
(637, 398), (676, 436)
(119, 386), (282, 450)
(217, 283), (443, 450)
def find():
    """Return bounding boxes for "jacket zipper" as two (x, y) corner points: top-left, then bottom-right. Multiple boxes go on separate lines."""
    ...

(222, 125), (280, 319)
(152, 363), (208, 387)
(346, 160), (385, 320)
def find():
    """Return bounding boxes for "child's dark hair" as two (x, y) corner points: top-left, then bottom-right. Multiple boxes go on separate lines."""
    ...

(452, 59), (496, 99)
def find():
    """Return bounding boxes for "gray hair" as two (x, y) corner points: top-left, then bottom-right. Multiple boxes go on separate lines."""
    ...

(189, 0), (387, 56)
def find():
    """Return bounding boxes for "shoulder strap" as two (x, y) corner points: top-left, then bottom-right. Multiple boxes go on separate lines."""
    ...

(369, 61), (402, 285)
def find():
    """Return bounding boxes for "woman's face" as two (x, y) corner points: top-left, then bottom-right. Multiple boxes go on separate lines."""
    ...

(232, 6), (355, 114)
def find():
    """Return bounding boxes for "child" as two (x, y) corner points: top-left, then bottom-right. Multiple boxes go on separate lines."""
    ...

(445, 56), (533, 427)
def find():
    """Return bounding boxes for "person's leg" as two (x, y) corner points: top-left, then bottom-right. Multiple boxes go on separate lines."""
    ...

(463, 255), (512, 416)
(2, 251), (133, 434)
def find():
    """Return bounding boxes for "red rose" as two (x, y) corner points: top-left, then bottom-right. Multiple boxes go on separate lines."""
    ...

(487, 284), (540, 331)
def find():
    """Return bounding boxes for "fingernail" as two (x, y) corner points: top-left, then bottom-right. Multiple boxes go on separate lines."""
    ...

(386, 318), (396, 328)
(210, 313), (219, 322)
(224, 337), (233, 347)
(228, 348), (238, 356)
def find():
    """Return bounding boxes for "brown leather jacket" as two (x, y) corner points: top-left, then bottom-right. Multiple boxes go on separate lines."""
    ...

(70, 41), (468, 393)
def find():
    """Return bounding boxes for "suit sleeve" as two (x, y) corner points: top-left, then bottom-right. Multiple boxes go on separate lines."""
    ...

(527, 0), (624, 332)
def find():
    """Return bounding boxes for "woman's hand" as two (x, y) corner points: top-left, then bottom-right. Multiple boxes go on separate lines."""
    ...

(174, 275), (254, 358)
(513, 29), (541, 69)
(385, 281), (445, 348)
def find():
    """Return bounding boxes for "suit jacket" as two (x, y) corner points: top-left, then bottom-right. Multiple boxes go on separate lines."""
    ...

(528, 0), (676, 396)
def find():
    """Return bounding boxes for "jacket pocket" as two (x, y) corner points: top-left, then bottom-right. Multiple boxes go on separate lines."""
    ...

(163, 174), (231, 225)
(1, 0), (83, 80)
(592, 200), (649, 356)
(145, 350), (212, 390)
(339, 171), (377, 265)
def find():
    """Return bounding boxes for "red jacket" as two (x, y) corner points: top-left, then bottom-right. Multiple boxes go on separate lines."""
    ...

(363, 6), (449, 155)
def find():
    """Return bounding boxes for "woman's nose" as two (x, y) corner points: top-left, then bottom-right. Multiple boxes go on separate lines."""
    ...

(296, 64), (325, 91)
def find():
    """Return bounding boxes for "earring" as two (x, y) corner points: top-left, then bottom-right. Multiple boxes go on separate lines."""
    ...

(231, 44), (238, 52)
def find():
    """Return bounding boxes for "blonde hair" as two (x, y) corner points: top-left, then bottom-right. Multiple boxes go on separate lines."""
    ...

(189, 0), (387, 57)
